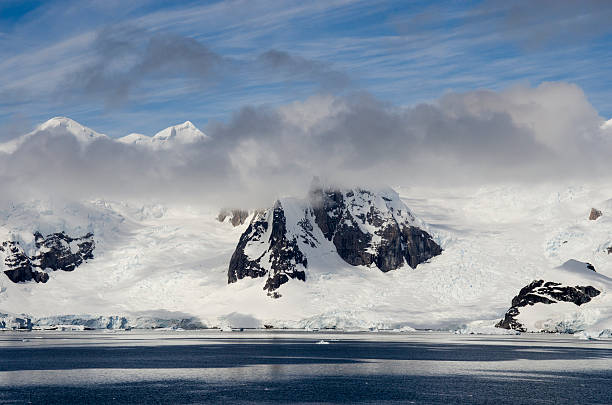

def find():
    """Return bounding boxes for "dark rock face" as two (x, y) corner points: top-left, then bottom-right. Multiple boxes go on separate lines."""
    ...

(227, 211), (269, 283)
(0, 241), (49, 283)
(228, 203), (307, 296)
(496, 279), (601, 331)
(217, 209), (249, 227)
(228, 187), (442, 295)
(1, 232), (95, 284)
(402, 226), (444, 269)
(31, 231), (94, 272)
(331, 210), (375, 267)
(589, 208), (603, 220)
(311, 188), (442, 272)
(262, 203), (307, 293)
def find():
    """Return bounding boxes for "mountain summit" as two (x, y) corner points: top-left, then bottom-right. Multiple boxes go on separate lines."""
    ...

(118, 121), (208, 149)
(0, 117), (107, 153)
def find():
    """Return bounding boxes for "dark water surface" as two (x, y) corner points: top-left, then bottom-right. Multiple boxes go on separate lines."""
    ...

(1, 331), (611, 404)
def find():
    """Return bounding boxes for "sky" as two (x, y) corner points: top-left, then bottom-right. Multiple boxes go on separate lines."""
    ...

(1, 0), (611, 137)
(0, 0), (612, 207)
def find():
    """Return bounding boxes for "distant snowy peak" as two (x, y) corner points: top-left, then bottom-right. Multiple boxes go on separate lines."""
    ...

(118, 121), (208, 149)
(0, 117), (209, 154)
(37, 117), (106, 142)
(153, 121), (207, 143)
(0, 116), (107, 154)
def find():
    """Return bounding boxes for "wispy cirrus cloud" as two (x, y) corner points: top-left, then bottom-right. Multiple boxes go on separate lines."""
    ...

(0, 0), (611, 139)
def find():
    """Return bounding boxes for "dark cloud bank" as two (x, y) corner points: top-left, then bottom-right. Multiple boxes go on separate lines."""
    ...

(0, 81), (610, 208)
(63, 27), (349, 107)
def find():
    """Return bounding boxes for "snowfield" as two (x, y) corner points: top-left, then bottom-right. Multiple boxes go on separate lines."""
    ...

(1, 181), (612, 334)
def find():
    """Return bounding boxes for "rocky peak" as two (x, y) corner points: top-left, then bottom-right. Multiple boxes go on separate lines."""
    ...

(228, 201), (308, 297)
(227, 187), (442, 296)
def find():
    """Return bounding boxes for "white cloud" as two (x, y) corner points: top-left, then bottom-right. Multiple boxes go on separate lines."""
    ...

(0, 82), (608, 209)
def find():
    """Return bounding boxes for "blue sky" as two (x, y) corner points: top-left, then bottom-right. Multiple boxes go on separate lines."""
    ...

(1, 0), (611, 138)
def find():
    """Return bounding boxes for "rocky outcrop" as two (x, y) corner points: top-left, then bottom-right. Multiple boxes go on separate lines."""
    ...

(228, 202), (307, 297)
(228, 187), (442, 295)
(217, 209), (249, 226)
(310, 188), (441, 271)
(589, 208), (603, 220)
(0, 241), (48, 283)
(496, 279), (601, 331)
(31, 231), (94, 272)
(1, 231), (95, 283)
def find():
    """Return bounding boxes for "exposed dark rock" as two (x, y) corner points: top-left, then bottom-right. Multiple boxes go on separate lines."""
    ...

(586, 263), (596, 272)
(228, 203), (307, 292)
(31, 231), (94, 272)
(0, 241), (49, 283)
(227, 211), (269, 284)
(402, 225), (444, 269)
(496, 279), (601, 331)
(607, 246), (612, 255)
(310, 189), (344, 240)
(311, 187), (442, 272)
(331, 209), (375, 267)
(217, 209), (249, 226)
(1, 232), (95, 284)
(262, 202), (307, 292)
(589, 208), (603, 220)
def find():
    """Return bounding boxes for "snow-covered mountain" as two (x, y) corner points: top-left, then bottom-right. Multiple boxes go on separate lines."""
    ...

(228, 187), (442, 297)
(117, 121), (208, 149)
(0, 117), (208, 154)
(1, 117), (612, 335)
(0, 117), (107, 153)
